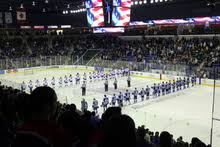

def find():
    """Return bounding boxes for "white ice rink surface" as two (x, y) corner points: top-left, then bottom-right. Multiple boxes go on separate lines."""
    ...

(1, 69), (220, 146)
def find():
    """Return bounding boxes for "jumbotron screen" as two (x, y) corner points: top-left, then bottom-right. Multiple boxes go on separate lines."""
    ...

(87, 7), (104, 27)
(112, 7), (131, 26)
(113, 0), (132, 7)
(85, 0), (103, 8)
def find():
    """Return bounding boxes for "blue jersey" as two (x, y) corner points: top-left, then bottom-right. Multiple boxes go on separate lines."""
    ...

(112, 96), (117, 103)
(92, 99), (99, 109)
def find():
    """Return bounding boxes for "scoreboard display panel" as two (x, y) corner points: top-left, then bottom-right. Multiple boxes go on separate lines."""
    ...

(85, 0), (103, 8)
(113, 0), (132, 7)
(87, 7), (104, 27)
(112, 7), (131, 26)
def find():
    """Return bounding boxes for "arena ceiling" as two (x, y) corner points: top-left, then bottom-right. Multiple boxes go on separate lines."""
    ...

(0, 0), (218, 14)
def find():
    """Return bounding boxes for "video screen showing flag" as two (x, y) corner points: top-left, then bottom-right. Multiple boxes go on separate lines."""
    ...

(113, 0), (132, 7)
(87, 7), (104, 27)
(85, 0), (103, 8)
(112, 7), (131, 26)
(93, 27), (125, 33)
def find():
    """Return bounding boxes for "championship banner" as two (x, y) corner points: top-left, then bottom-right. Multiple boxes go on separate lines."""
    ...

(17, 8), (27, 24)
(5, 12), (12, 24)
(0, 12), (3, 24)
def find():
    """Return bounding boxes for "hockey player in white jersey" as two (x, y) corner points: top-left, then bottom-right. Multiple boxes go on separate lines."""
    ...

(35, 79), (40, 88)
(28, 80), (33, 93)
(21, 81), (26, 92)
(43, 78), (48, 87)
(92, 98), (99, 113)
(83, 72), (87, 82)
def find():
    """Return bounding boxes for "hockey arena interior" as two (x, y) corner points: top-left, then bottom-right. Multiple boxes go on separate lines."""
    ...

(0, 0), (220, 147)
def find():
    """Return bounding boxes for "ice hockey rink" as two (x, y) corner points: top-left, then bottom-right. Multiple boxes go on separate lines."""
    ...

(0, 67), (219, 147)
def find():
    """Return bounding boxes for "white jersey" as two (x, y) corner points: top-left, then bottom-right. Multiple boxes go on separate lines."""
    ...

(64, 76), (68, 83)
(28, 81), (33, 88)
(69, 75), (73, 82)
(51, 78), (55, 85)
(35, 80), (40, 88)
(43, 79), (48, 86)
(59, 77), (63, 85)
(21, 82), (26, 90)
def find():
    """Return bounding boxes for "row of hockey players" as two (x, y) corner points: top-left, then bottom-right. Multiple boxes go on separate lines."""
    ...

(81, 76), (197, 113)
(21, 68), (130, 92)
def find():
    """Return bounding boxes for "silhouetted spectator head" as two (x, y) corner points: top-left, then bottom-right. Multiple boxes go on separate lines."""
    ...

(191, 137), (201, 147)
(102, 114), (136, 147)
(29, 87), (57, 120)
(195, 141), (206, 147)
(101, 107), (121, 123)
(160, 131), (173, 147)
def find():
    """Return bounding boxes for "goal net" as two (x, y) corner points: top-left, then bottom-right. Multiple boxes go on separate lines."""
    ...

(23, 69), (34, 75)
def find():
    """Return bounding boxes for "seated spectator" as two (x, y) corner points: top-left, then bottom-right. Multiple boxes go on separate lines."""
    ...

(102, 114), (136, 147)
(17, 87), (72, 147)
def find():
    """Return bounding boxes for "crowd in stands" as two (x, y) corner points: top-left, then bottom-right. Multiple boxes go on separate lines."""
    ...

(0, 34), (220, 67)
(0, 84), (210, 147)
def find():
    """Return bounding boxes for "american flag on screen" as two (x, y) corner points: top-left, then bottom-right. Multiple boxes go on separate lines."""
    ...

(193, 17), (215, 23)
(87, 7), (104, 27)
(85, 0), (103, 8)
(112, 7), (131, 26)
(113, 0), (132, 7)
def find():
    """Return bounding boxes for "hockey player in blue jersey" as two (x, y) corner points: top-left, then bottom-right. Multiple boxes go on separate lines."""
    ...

(89, 72), (92, 82)
(124, 90), (131, 105)
(145, 85), (150, 100)
(111, 94), (117, 106)
(172, 80), (176, 92)
(161, 82), (165, 95)
(28, 80), (33, 93)
(139, 88), (145, 101)
(152, 83), (157, 98)
(43, 78), (48, 87)
(92, 98), (99, 113)
(168, 81), (172, 94)
(81, 98), (88, 112)
(157, 83), (161, 97)
(102, 95), (109, 111)
(132, 88), (139, 103)
(35, 79), (40, 88)
(183, 77), (186, 89)
(179, 78), (182, 90)
(186, 77), (190, 88)
(64, 75), (68, 86)
(118, 92), (124, 107)
(51, 77), (55, 88)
